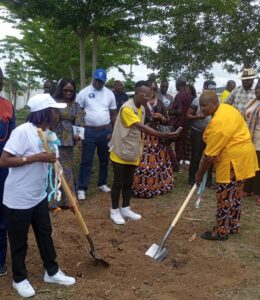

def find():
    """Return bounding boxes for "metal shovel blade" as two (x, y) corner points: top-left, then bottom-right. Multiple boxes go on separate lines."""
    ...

(145, 243), (168, 262)
(86, 235), (109, 267)
(89, 250), (109, 267)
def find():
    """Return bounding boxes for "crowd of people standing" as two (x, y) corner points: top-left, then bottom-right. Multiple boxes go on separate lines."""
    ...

(0, 65), (259, 297)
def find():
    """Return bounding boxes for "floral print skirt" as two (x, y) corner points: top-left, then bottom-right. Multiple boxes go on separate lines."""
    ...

(132, 134), (174, 199)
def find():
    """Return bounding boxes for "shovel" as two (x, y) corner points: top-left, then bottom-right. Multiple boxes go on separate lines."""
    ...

(145, 184), (197, 262)
(195, 171), (208, 208)
(38, 129), (109, 267)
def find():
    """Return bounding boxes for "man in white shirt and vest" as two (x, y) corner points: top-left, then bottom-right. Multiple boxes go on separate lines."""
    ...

(76, 68), (117, 200)
(108, 80), (180, 224)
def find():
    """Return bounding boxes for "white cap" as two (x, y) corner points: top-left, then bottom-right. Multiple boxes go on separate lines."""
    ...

(27, 93), (67, 112)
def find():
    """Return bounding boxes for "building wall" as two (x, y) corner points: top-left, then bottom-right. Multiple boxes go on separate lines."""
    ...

(1, 89), (43, 110)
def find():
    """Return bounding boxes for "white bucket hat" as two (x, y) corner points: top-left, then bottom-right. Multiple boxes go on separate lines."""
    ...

(27, 93), (67, 112)
(241, 68), (257, 80)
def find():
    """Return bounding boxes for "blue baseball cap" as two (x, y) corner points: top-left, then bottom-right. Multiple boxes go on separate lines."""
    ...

(94, 68), (107, 82)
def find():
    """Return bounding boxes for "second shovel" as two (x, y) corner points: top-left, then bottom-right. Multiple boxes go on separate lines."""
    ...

(145, 184), (197, 262)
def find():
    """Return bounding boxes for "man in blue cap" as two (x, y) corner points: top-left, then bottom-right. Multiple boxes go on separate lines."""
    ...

(76, 68), (117, 200)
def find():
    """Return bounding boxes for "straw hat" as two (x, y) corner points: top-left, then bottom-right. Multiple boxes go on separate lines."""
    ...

(241, 68), (257, 80)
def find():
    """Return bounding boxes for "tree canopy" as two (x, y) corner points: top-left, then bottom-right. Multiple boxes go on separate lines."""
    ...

(1, 0), (259, 86)
(0, 18), (145, 84)
(2, 0), (167, 87)
(142, 0), (260, 82)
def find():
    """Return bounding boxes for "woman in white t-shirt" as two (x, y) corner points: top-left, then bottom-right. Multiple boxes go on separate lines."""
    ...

(0, 94), (76, 298)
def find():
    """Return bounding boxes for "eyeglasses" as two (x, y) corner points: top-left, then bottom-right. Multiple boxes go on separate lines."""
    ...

(151, 87), (157, 91)
(63, 89), (75, 93)
(138, 92), (153, 100)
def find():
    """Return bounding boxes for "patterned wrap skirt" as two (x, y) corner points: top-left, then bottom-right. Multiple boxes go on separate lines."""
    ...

(132, 133), (174, 199)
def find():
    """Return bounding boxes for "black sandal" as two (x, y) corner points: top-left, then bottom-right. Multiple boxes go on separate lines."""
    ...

(200, 231), (228, 241)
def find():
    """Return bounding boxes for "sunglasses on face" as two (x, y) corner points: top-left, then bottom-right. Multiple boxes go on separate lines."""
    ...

(63, 89), (75, 93)
(139, 92), (153, 100)
(151, 87), (157, 91)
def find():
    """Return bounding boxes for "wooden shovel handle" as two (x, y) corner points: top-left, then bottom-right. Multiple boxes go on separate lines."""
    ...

(171, 184), (197, 228)
(60, 176), (89, 235)
(38, 129), (89, 235)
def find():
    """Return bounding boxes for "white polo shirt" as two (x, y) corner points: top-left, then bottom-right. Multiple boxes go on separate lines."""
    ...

(76, 85), (117, 126)
(3, 122), (51, 209)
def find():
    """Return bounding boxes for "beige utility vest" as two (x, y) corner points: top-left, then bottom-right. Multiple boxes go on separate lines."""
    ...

(108, 99), (145, 161)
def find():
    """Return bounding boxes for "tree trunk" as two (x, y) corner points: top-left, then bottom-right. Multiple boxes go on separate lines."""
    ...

(130, 63), (133, 78)
(13, 91), (17, 109)
(78, 32), (87, 89)
(26, 87), (31, 102)
(9, 80), (13, 104)
(69, 66), (75, 79)
(243, 59), (250, 68)
(92, 30), (97, 78)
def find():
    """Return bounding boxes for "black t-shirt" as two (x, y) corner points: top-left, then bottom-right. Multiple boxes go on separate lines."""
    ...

(113, 91), (129, 111)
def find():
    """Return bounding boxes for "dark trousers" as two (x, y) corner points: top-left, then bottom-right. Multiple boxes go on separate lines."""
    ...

(6, 198), (58, 283)
(78, 126), (111, 191)
(175, 137), (185, 162)
(188, 128), (213, 185)
(0, 167), (8, 267)
(111, 162), (136, 209)
(0, 208), (7, 267)
(244, 150), (260, 196)
(166, 145), (179, 171)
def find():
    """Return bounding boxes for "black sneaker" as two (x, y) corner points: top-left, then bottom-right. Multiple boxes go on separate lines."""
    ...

(0, 264), (7, 276)
(200, 231), (228, 241)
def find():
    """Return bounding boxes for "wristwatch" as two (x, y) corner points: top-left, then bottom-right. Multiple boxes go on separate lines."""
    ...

(22, 157), (27, 163)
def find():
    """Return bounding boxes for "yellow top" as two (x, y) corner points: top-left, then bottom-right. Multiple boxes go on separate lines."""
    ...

(110, 106), (142, 165)
(219, 90), (230, 103)
(203, 104), (259, 183)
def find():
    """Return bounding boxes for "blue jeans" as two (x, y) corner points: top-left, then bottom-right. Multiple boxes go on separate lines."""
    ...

(78, 126), (111, 192)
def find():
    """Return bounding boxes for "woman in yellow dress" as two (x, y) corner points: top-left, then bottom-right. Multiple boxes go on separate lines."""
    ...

(196, 91), (259, 241)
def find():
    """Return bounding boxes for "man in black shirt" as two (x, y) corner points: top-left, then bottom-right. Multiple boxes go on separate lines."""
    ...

(113, 80), (129, 111)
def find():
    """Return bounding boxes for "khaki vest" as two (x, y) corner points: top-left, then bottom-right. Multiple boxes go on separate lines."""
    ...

(108, 99), (145, 161)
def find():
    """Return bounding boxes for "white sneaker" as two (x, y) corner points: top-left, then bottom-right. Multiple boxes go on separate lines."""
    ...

(120, 206), (142, 221)
(13, 279), (36, 298)
(44, 269), (75, 286)
(98, 185), (111, 193)
(110, 208), (125, 225)
(184, 160), (190, 165)
(78, 190), (85, 201)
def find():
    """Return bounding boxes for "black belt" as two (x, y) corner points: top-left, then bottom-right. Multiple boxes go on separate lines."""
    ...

(84, 124), (111, 131)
